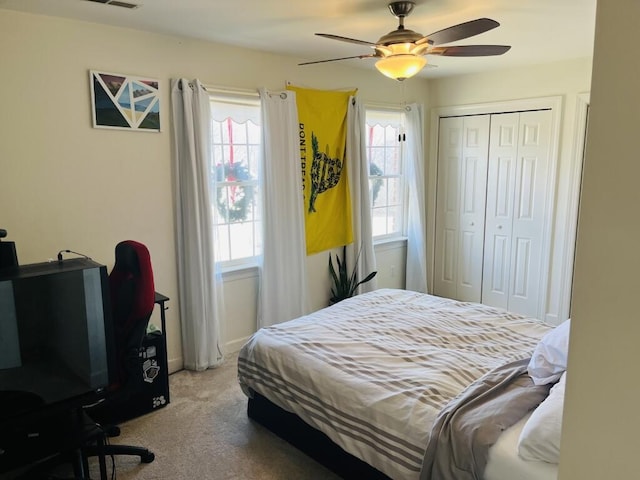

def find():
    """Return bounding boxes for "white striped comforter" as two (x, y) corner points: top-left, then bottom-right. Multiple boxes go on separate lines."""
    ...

(237, 289), (552, 480)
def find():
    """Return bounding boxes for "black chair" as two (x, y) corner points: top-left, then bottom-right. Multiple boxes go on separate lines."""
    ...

(84, 240), (157, 469)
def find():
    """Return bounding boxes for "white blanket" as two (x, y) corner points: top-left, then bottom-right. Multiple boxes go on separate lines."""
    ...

(238, 289), (552, 480)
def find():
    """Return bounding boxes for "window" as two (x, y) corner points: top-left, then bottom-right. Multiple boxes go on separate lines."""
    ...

(209, 94), (262, 267)
(365, 108), (406, 240)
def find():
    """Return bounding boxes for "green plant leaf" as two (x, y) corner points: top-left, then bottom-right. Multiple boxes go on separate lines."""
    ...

(354, 271), (377, 291)
(327, 244), (376, 305)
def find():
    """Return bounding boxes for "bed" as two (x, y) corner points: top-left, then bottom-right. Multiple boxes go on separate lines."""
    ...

(238, 288), (564, 480)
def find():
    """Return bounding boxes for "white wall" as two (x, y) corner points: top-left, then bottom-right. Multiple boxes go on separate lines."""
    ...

(426, 58), (592, 324)
(0, 10), (427, 372)
(559, 1), (640, 478)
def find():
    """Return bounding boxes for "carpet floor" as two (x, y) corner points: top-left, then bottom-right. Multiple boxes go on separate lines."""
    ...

(102, 353), (340, 480)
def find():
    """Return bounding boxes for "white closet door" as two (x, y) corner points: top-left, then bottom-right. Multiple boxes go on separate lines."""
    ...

(482, 113), (519, 309)
(482, 110), (553, 316)
(434, 117), (461, 300)
(507, 109), (553, 316)
(434, 115), (490, 301)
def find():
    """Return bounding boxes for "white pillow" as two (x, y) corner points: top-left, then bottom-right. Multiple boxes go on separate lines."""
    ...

(527, 318), (571, 385)
(518, 371), (566, 464)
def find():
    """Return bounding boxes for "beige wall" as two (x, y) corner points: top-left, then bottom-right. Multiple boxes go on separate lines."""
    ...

(560, 1), (640, 478)
(0, 10), (427, 372)
(428, 58), (592, 108)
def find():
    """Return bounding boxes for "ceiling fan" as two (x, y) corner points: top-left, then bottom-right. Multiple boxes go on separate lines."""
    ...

(299, 1), (511, 80)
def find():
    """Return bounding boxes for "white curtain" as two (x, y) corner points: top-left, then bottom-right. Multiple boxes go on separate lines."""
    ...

(404, 103), (428, 292)
(346, 96), (377, 294)
(257, 88), (309, 328)
(171, 78), (224, 370)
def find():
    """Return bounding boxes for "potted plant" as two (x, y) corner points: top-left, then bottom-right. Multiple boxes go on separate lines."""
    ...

(328, 245), (377, 305)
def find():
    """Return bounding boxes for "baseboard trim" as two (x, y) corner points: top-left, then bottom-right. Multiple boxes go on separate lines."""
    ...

(166, 335), (252, 374)
(168, 357), (183, 374)
(225, 335), (252, 354)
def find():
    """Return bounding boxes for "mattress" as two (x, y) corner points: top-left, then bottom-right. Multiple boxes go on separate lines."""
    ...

(238, 288), (553, 480)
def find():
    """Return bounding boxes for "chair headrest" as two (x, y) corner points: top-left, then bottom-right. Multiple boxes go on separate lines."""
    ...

(114, 240), (149, 276)
(110, 240), (155, 320)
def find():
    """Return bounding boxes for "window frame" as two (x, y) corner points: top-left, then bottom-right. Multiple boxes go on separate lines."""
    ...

(364, 105), (409, 243)
(208, 91), (262, 270)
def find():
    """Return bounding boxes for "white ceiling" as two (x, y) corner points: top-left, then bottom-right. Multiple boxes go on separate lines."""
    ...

(0, 0), (597, 79)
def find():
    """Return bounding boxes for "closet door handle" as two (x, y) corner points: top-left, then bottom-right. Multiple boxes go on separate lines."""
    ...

(470, 222), (475, 226)
(497, 225), (503, 229)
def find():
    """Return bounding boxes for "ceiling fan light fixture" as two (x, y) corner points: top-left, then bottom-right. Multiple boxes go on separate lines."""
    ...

(375, 54), (427, 81)
(377, 42), (427, 56)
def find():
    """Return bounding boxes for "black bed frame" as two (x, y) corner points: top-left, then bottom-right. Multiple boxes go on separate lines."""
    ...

(247, 392), (391, 480)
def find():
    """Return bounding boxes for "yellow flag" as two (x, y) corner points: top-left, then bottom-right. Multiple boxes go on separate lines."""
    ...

(287, 85), (355, 255)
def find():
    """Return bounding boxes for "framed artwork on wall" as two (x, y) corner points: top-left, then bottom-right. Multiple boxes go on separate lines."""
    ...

(90, 70), (160, 132)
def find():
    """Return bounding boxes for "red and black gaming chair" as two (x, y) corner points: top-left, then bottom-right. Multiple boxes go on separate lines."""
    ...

(86, 240), (156, 465)
(108, 240), (156, 393)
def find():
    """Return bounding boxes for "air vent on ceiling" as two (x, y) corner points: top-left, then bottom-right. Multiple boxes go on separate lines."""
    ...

(86, 0), (140, 9)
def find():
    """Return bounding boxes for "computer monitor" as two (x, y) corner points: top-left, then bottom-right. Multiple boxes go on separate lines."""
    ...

(0, 258), (115, 422)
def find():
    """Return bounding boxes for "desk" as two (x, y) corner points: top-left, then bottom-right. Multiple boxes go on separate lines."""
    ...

(152, 291), (171, 405)
(0, 396), (109, 479)
(119, 291), (171, 420)
(90, 292), (171, 425)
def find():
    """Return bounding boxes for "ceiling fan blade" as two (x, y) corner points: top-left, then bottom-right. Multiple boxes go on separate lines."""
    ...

(424, 18), (500, 46)
(428, 45), (511, 57)
(316, 33), (376, 47)
(299, 54), (377, 66)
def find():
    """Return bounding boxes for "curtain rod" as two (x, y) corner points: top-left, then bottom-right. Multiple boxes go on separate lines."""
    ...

(363, 100), (408, 110)
(203, 84), (259, 98)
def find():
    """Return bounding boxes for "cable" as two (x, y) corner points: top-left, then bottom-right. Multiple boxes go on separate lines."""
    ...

(57, 250), (92, 263)
(107, 435), (116, 480)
